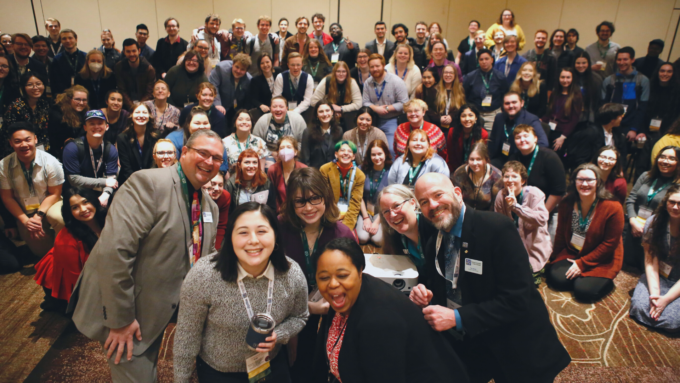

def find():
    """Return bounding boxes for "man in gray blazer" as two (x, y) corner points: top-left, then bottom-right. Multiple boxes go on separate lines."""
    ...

(365, 21), (395, 62)
(209, 53), (253, 123)
(69, 130), (224, 382)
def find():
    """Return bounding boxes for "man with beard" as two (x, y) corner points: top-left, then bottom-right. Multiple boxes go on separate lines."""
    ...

(115, 39), (156, 110)
(522, 30), (557, 90)
(189, 14), (222, 68)
(323, 23), (358, 68)
(9, 34), (47, 79)
(388, 23), (427, 70)
(411, 173), (571, 383)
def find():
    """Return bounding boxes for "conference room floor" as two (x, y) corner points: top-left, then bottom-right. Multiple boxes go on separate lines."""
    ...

(1, 244), (679, 382)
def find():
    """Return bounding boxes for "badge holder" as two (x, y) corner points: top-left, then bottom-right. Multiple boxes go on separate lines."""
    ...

(549, 121), (557, 131)
(246, 351), (272, 383)
(331, 53), (340, 63)
(659, 261), (673, 279)
(650, 119), (662, 132)
(482, 95), (492, 107)
(23, 196), (41, 214)
(637, 206), (653, 223)
(502, 141), (511, 156)
(337, 198), (349, 214)
(288, 101), (298, 111)
(570, 233), (585, 251)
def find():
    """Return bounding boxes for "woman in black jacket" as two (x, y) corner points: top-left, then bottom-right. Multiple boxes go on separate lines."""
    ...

(301, 100), (343, 168)
(311, 238), (469, 383)
(246, 52), (281, 122)
(74, 49), (117, 109)
(116, 103), (158, 185)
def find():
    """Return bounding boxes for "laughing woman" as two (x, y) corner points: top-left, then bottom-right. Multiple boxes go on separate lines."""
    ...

(116, 103), (158, 185)
(389, 129), (449, 188)
(319, 141), (366, 230)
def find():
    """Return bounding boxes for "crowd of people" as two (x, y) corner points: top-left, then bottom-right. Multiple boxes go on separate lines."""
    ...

(0, 8), (679, 383)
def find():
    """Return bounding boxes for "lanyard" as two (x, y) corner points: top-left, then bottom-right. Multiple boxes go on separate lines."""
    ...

(481, 71), (493, 92)
(300, 227), (324, 285)
(358, 70), (363, 84)
(64, 52), (79, 73)
(505, 58), (512, 77)
(503, 121), (516, 141)
(512, 189), (524, 226)
(19, 160), (36, 195)
(177, 162), (198, 216)
(331, 42), (340, 53)
(648, 179), (670, 204)
(289, 76), (298, 95)
(395, 66), (408, 80)
(355, 130), (369, 159)
(89, 142), (105, 178)
(237, 274), (274, 320)
(598, 42), (610, 59)
(368, 169), (386, 199)
(91, 78), (101, 96)
(536, 53), (544, 64)
(462, 137), (472, 163)
(526, 145), (539, 177)
(577, 199), (598, 232)
(435, 231), (461, 289)
(400, 214), (423, 259)
(309, 62), (320, 77)
(408, 162), (424, 185)
(338, 164), (357, 199)
(236, 134), (251, 151)
(373, 81), (387, 101)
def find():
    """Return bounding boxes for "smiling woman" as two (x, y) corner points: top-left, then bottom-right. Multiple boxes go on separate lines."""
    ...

(225, 149), (276, 214)
(116, 103), (158, 185)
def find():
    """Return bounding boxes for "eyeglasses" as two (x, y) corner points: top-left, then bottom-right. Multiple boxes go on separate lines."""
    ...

(294, 194), (323, 208)
(598, 155), (617, 163)
(575, 178), (597, 184)
(0, 65), (10, 70)
(187, 146), (224, 164)
(154, 151), (175, 157)
(73, 98), (88, 103)
(186, 58), (199, 63)
(659, 155), (678, 162)
(381, 199), (411, 216)
(667, 200), (680, 207)
(14, 42), (30, 47)
(26, 82), (44, 89)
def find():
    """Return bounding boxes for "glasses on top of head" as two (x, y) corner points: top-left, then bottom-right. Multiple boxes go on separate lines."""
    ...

(294, 194), (323, 208)
(187, 146), (224, 164)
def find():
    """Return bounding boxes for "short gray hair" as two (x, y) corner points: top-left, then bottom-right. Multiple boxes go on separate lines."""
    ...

(186, 129), (223, 149)
(376, 184), (419, 236)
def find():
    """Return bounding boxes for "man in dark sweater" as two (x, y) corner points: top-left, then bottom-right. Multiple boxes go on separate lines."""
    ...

(324, 23), (358, 68)
(50, 29), (86, 96)
(152, 17), (188, 80)
(522, 30), (557, 90)
(634, 39), (665, 80)
(115, 39), (156, 110)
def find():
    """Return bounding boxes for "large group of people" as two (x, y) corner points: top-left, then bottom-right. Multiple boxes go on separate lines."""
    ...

(0, 8), (679, 383)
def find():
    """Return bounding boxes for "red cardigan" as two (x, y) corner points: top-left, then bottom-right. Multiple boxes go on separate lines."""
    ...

(550, 198), (624, 279)
(394, 121), (447, 160)
(34, 228), (90, 301)
(446, 127), (488, 173)
(605, 177), (627, 206)
(215, 191), (231, 250)
(267, 161), (308, 212)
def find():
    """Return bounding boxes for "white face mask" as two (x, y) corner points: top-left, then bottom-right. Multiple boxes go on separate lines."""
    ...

(279, 148), (295, 162)
(89, 62), (103, 72)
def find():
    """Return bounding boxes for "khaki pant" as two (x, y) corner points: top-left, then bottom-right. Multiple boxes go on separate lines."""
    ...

(16, 200), (64, 258)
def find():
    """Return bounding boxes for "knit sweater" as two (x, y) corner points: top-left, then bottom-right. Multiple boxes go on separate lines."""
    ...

(173, 256), (309, 382)
(394, 121), (447, 160)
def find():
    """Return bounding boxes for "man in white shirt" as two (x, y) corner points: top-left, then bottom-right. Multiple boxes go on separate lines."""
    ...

(365, 21), (394, 62)
(0, 122), (64, 257)
(273, 53), (313, 114)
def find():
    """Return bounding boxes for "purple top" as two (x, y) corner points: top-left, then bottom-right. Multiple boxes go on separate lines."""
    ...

(541, 92), (583, 138)
(278, 218), (356, 284)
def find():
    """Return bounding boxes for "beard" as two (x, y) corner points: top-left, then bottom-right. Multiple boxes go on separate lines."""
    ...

(430, 200), (462, 232)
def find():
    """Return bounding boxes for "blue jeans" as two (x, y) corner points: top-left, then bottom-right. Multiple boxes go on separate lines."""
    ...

(377, 117), (398, 158)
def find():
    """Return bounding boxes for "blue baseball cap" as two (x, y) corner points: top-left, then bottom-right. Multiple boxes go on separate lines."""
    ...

(85, 109), (108, 122)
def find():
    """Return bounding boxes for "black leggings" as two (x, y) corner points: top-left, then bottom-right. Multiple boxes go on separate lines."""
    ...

(546, 259), (614, 302)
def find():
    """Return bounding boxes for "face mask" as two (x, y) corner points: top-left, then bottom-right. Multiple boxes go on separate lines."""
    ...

(89, 62), (103, 72)
(279, 148), (295, 162)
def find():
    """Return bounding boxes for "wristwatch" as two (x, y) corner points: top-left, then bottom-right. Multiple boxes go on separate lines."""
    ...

(36, 210), (46, 219)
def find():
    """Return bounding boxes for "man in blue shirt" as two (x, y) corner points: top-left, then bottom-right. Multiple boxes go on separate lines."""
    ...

(411, 173), (570, 383)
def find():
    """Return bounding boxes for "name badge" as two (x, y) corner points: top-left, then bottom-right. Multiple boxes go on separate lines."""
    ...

(246, 352), (271, 382)
(23, 196), (41, 213)
(447, 299), (461, 310)
(250, 190), (269, 204)
(660, 261), (673, 279)
(266, 131), (279, 143)
(549, 121), (557, 131)
(331, 52), (340, 63)
(71, 76), (75, 86)
(650, 119), (662, 132)
(622, 105), (628, 115)
(464, 258), (483, 275)
(184, 102), (193, 108)
(288, 101), (298, 111)
(637, 206), (653, 220)
(402, 248), (410, 255)
(337, 199), (349, 214)
(202, 211), (213, 223)
(482, 95), (492, 107)
(36, 144), (45, 152)
(570, 233), (585, 251)
(502, 142), (511, 156)
(233, 98), (238, 108)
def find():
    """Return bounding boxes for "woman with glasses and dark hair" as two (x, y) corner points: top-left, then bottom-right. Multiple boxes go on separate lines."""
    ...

(484, 9), (525, 51)
(33, 187), (106, 312)
(350, 49), (371, 94)
(225, 149), (276, 214)
(74, 49), (117, 109)
(341, 107), (388, 162)
(625, 146), (680, 269)
(629, 184), (680, 332)
(2, 72), (52, 156)
(357, 139), (392, 247)
(164, 50), (209, 108)
(174, 202), (308, 382)
(167, 107), (229, 173)
(547, 163), (624, 302)
(117, 103), (158, 185)
(446, 104), (487, 172)
(47, 85), (89, 159)
(278, 167), (355, 382)
(301, 101), (343, 168)
(592, 146), (627, 205)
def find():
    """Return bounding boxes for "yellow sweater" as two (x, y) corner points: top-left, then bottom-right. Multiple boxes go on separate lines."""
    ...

(651, 134), (680, 164)
(484, 23), (526, 51)
(319, 162), (365, 230)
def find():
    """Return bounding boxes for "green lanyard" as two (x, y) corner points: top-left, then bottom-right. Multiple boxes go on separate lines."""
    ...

(577, 199), (598, 232)
(599, 43), (610, 59)
(400, 215), (424, 266)
(331, 42), (340, 52)
(19, 160), (36, 195)
(368, 169), (386, 200)
(236, 134), (251, 151)
(408, 162), (424, 185)
(177, 163), (200, 223)
(512, 189), (524, 226)
(309, 62), (320, 77)
(481, 71), (493, 91)
(526, 145), (539, 177)
(503, 121), (516, 141)
(289, 76), (298, 94)
(300, 227), (324, 286)
(463, 137), (472, 162)
(648, 179), (670, 204)
(536, 53), (544, 64)
(338, 165), (355, 199)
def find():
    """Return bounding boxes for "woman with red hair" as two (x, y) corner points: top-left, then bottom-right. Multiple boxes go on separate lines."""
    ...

(224, 149), (276, 214)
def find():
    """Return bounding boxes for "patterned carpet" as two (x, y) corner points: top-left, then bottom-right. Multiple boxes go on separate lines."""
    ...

(2, 259), (680, 382)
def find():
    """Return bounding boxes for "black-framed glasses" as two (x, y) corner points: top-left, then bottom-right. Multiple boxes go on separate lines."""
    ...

(294, 194), (324, 208)
(575, 178), (597, 184)
(381, 199), (411, 216)
(187, 146), (224, 164)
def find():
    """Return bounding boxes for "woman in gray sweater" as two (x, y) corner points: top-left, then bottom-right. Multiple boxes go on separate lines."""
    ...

(174, 202), (309, 382)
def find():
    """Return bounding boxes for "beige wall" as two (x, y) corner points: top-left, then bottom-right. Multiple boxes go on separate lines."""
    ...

(0, 0), (677, 64)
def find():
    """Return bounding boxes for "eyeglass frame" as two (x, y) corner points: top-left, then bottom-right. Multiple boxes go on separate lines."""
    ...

(154, 150), (176, 158)
(293, 194), (324, 208)
(186, 146), (224, 164)
(381, 198), (413, 216)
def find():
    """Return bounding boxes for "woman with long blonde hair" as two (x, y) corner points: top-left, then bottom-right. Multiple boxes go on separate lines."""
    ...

(385, 44), (422, 98)
(509, 61), (547, 117)
(434, 64), (466, 132)
(48, 85), (89, 159)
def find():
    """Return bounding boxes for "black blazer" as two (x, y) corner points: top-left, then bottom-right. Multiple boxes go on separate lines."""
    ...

(422, 208), (571, 382)
(313, 274), (469, 383)
(116, 133), (157, 185)
(9, 55), (48, 79)
(592, 124), (628, 168)
(300, 124), (343, 169)
(245, 68), (282, 110)
(365, 39), (395, 62)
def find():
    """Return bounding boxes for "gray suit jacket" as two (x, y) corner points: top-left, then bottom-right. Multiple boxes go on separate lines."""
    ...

(70, 164), (219, 355)
(209, 60), (253, 112)
(365, 39), (395, 62)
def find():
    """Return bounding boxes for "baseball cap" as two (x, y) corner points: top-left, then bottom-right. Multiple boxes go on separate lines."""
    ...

(85, 109), (108, 122)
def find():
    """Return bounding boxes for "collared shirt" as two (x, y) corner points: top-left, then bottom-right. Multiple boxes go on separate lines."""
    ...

(0, 150), (65, 213)
(237, 261), (275, 281)
(361, 72), (409, 120)
(165, 35), (182, 44)
(603, 127), (613, 146)
(376, 39), (386, 55)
